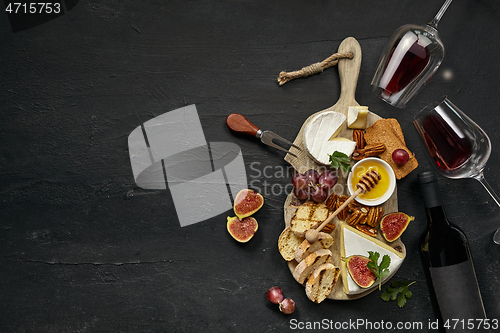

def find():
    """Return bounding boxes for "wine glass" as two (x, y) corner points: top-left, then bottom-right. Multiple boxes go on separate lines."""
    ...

(413, 97), (500, 244)
(371, 0), (453, 108)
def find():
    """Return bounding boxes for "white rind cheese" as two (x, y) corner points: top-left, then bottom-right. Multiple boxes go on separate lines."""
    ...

(347, 106), (369, 129)
(303, 111), (356, 165)
(340, 223), (404, 295)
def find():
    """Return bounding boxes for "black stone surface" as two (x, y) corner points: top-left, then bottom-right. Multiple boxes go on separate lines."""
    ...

(1, 1), (500, 332)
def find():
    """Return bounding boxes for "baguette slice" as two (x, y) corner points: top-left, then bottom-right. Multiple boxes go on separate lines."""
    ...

(290, 202), (331, 237)
(293, 249), (332, 284)
(278, 227), (304, 261)
(305, 263), (340, 303)
(294, 232), (333, 262)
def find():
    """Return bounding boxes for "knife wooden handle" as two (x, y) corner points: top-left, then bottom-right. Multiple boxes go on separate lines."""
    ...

(226, 113), (260, 137)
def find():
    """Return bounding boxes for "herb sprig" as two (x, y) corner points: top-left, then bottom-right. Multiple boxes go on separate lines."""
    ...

(328, 151), (351, 172)
(366, 251), (391, 290)
(380, 280), (416, 308)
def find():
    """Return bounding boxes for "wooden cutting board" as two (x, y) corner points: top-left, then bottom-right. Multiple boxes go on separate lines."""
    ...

(282, 37), (406, 300)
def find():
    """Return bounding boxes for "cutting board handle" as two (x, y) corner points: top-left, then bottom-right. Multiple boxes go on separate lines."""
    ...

(336, 37), (362, 112)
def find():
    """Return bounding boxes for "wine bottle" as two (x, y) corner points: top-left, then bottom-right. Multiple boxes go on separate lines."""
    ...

(418, 171), (488, 332)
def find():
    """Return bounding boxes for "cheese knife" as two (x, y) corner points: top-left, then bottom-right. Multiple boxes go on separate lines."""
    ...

(226, 113), (301, 157)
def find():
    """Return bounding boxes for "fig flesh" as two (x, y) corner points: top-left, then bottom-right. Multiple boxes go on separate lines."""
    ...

(227, 216), (258, 242)
(380, 212), (414, 242)
(344, 255), (376, 288)
(233, 189), (264, 219)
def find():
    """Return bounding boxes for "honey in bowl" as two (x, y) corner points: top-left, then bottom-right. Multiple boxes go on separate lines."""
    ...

(350, 158), (394, 203)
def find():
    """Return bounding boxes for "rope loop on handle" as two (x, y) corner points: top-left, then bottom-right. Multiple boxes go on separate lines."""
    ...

(277, 52), (353, 86)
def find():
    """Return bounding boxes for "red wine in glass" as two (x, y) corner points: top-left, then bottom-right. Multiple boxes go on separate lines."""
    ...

(421, 114), (473, 171)
(372, 0), (452, 108)
(380, 33), (431, 98)
(415, 97), (500, 244)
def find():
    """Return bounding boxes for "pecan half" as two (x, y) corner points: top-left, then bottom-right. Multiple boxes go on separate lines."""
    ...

(353, 129), (365, 149)
(325, 193), (337, 211)
(364, 143), (386, 157)
(357, 207), (369, 224)
(322, 222), (336, 233)
(365, 206), (376, 225)
(356, 224), (377, 237)
(348, 201), (368, 213)
(335, 195), (349, 220)
(352, 149), (365, 161)
(325, 193), (349, 221)
(346, 210), (360, 226)
(366, 206), (385, 227)
(346, 209), (367, 226)
(348, 201), (362, 212)
(351, 143), (386, 160)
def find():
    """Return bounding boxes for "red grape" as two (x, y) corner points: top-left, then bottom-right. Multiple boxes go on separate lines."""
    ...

(303, 169), (319, 185)
(267, 286), (284, 304)
(291, 172), (308, 189)
(319, 170), (338, 190)
(392, 148), (410, 165)
(310, 186), (327, 203)
(293, 187), (310, 200)
(279, 298), (296, 314)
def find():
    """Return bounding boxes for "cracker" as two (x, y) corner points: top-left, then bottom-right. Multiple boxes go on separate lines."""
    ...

(364, 119), (418, 179)
(387, 118), (407, 146)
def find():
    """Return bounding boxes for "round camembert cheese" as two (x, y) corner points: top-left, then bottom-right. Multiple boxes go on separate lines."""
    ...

(303, 111), (356, 165)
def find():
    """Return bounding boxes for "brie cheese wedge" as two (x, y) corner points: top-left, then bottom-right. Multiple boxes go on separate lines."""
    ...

(340, 223), (404, 295)
(303, 111), (356, 165)
(347, 106), (369, 129)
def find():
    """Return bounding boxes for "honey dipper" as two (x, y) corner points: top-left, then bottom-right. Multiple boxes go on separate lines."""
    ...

(305, 169), (381, 244)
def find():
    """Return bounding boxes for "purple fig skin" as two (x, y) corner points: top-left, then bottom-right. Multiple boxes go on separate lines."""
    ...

(233, 189), (264, 219)
(227, 216), (258, 242)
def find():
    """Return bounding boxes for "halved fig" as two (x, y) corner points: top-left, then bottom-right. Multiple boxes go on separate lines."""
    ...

(380, 212), (414, 242)
(227, 216), (258, 242)
(344, 255), (376, 288)
(233, 189), (264, 219)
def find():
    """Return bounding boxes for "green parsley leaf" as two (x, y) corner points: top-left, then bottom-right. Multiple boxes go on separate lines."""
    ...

(328, 151), (352, 172)
(380, 280), (415, 308)
(366, 251), (391, 290)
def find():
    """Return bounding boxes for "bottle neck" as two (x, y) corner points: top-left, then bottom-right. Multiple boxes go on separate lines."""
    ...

(420, 177), (442, 208)
(418, 171), (450, 229)
(425, 205), (449, 229)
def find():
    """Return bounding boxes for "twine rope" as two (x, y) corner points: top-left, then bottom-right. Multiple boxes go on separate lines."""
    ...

(277, 52), (354, 86)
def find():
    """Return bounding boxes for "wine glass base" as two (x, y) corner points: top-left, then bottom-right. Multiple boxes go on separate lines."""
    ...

(493, 228), (500, 245)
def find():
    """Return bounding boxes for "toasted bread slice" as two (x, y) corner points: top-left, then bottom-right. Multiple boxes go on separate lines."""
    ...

(290, 202), (331, 237)
(294, 232), (333, 262)
(278, 227), (304, 261)
(293, 248), (332, 284)
(305, 263), (340, 303)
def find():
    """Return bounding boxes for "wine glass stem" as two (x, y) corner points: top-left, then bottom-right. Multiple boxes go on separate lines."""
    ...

(428, 0), (453, 29)
(473, 172), (500, 208)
